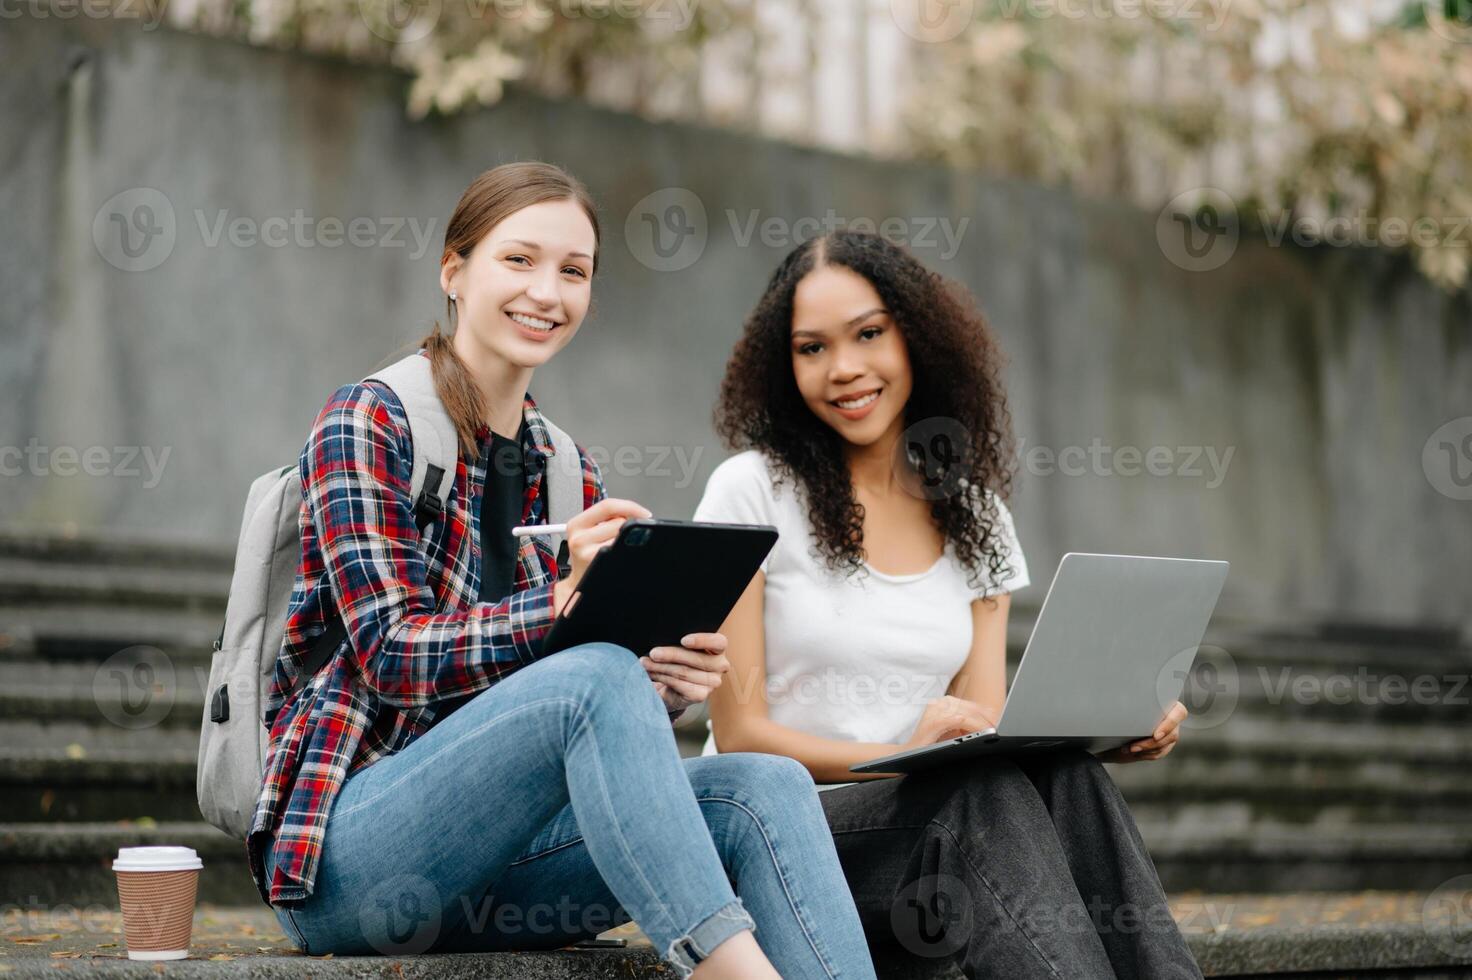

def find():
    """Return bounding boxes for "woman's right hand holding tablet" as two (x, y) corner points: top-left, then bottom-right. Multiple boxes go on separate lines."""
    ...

(901, 696), (997, 751)
(552, 498), (652, 616)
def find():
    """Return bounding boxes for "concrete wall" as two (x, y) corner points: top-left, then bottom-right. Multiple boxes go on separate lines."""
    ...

(2, 16), (1469, 632)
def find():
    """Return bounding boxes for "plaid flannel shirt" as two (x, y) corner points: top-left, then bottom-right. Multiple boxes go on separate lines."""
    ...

(246, 353), (644, 907)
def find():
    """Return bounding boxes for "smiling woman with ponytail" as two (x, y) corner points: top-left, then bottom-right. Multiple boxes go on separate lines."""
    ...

(246, 162), (878, 980)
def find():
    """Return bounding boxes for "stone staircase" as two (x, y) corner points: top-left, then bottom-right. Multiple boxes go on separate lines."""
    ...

(2, 531), (1470, 913)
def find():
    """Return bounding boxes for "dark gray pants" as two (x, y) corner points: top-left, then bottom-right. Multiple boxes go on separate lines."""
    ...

(818, 749), (1203, 980)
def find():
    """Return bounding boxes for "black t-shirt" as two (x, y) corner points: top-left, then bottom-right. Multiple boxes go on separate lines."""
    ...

(479, 424), (525, 603)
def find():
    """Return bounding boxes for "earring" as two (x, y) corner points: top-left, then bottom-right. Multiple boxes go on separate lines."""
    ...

(448, 290), (458, 332)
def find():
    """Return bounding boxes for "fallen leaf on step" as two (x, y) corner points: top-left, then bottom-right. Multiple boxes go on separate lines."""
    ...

(65, 744), (86, 759)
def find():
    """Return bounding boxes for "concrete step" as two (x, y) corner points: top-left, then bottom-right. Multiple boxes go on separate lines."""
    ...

(0, 821), (256, 907)
(0, 674), (208, 729)
(4, 892), (1472, 980)
(1140, 822), (1472, 893)
(0, 750), (200, 823)
(0, 531), (233, 570)
(0, 603), (223, 664)
(9, 792), (1471, 903)
(0, 558), (229, 614)
(3, 709), (1465, 820)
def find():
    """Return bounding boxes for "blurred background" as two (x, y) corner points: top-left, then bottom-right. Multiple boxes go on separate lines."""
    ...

(2, 0), (1470, 974)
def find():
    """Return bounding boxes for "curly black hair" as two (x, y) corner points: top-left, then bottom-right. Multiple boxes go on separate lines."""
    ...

(714, 230), (1018, 596)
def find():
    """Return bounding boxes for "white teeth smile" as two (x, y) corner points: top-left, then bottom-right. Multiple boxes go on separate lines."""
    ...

(834, 391), (880, 410)
(509, 312), (558, 332)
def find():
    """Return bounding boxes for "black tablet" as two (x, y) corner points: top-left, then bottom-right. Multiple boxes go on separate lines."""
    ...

(542, 519), (778, 657)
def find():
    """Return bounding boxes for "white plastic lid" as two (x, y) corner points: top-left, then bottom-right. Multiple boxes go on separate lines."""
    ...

(113, 846), (203, 872)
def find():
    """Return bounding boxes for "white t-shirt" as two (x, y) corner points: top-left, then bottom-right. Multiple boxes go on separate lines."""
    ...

(692, 450), (1030, 785)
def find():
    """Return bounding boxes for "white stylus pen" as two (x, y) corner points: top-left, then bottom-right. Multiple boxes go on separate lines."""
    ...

(511, 523), (568, 538)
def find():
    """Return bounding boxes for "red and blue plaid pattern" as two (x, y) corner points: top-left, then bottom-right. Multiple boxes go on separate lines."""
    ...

(246, 354), (605, 906)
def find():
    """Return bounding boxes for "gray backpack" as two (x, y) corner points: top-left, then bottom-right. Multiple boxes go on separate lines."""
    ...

(197, 352), (583, 840)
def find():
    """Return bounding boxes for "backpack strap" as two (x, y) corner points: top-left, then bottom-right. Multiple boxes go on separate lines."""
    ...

(540, 417), (584, 562)
(364, 352), (458, 530)
(288, 353), (457, 698)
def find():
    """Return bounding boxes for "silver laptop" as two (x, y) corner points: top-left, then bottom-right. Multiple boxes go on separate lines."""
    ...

(851, 553), (1228, 775)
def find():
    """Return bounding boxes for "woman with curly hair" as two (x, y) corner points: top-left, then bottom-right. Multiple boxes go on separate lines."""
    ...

(684, 230), (1201, 979)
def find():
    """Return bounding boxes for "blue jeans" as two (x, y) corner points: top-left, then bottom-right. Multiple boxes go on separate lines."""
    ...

(264, 642), (876, 979)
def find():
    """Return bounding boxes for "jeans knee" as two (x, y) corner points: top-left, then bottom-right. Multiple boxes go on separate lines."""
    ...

(725, 753), (818, 808)
(554, 642), (657, 712)
(1051, 748), (1109, 783)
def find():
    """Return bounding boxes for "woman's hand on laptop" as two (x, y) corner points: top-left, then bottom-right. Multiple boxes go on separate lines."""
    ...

(640, 632), (730, 713)
(1098, 700), (1188, 763)
(902, 696), (998, 751)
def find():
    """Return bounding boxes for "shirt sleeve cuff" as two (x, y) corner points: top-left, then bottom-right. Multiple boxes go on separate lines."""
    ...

(506, 581), (558, 665)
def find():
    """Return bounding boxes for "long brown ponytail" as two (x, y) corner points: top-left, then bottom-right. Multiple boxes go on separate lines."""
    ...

(421, 162), (601, 459)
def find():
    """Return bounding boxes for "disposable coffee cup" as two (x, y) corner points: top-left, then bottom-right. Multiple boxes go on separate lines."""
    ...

(112, 846), (202, 960)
